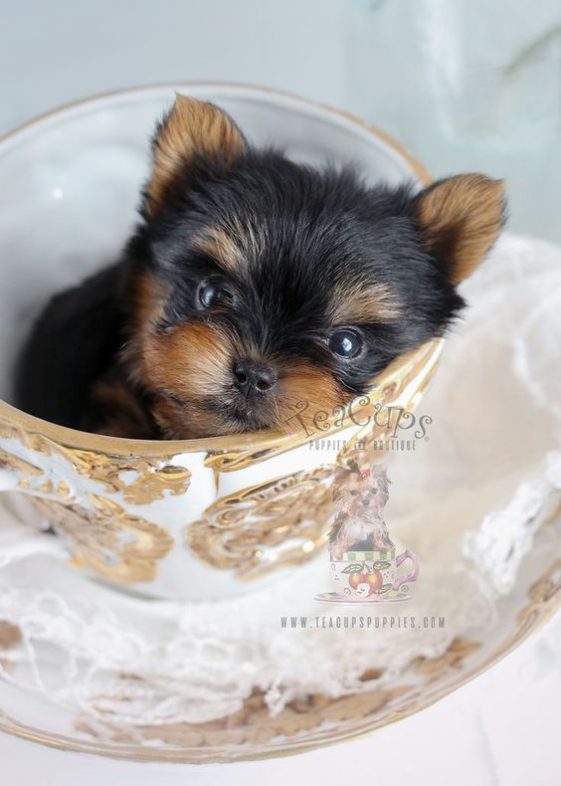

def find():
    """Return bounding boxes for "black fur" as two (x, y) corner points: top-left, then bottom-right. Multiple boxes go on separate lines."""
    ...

(15, 262), (127, 429)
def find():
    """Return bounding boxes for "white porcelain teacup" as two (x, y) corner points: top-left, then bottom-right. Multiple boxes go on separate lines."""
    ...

(0, 83), (438, 601)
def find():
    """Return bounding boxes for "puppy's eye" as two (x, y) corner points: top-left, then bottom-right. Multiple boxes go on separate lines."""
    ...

(197, 280), (232, 309)
(328, 328), (363, 359)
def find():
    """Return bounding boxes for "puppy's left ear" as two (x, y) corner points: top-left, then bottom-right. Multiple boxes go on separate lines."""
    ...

(414, 174), (506, 284)
(145, 94), (247, 214)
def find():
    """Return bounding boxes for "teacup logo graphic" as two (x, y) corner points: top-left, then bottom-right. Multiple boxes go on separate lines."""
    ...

(315, 462), (419, 603)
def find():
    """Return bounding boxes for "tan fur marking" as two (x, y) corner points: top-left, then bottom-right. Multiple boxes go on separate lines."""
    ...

(147, 95), (246, 211)
(193, 226), (245, 273)
(275, 362), (349, 434)
(134, 270), (168, 328)
(228, 216), (263, 263)
(143, 321), (237, 401)
(129, 315), (352, 438)
(139, 321), (242, 438)
(417, 174), (505, 284)
(120, 270), (169, 387)
(193, 217), (264, 272)
(329, 282), (401, 325)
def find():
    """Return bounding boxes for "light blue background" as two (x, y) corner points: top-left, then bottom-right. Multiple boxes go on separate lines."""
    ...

(2, 0), (560, 241)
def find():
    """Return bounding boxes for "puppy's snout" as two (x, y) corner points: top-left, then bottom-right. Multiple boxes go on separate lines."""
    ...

(233, 359), (278, 395)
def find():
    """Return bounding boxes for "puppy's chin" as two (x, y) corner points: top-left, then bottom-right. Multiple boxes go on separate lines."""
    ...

(151, 395), (278, 439)
(150, 387), (354, 440)
(147, 362), (356, 439)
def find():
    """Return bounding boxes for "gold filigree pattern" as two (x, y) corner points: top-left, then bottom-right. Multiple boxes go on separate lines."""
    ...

(0, 417), (191, 504)
(61, 450), (191, 504)
(32, 494), (174, 584)
(0, 447), (43, 479)
(410, 638), (481, 683)
(5, 554), (561, 764)
(186, 467), (336, 580)
(76, 682), (414, 749)
(527, 558), (561, 605)
(0, 416), (187, 583)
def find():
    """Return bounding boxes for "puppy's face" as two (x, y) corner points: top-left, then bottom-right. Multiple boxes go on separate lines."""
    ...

(124, 96), (506, 439)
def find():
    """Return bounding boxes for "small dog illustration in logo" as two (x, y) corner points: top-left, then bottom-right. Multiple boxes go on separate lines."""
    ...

(316, 461), (419, 603)
(330, 466), (392, 556)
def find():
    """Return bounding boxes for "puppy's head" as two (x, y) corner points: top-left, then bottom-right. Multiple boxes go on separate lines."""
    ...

(125, 96), (506, 438)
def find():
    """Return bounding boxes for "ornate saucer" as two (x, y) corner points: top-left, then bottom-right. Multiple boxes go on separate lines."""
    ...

(0, 83), (560, 764)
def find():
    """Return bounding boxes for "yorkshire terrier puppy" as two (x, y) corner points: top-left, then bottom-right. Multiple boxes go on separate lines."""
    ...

(16, 96), (506, 439)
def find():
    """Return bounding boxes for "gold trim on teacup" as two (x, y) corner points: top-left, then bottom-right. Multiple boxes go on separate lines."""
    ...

(186, 466), (335, 580)
(32, 495), (174, 583)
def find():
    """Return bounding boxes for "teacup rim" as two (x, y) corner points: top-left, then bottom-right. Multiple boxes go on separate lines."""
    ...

(0, 80), (432, 457)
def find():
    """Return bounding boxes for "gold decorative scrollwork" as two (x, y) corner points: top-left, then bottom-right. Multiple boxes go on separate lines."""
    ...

(55, 449), (191, 504)
(0, 416), (186, 583)
(0, 417), (191, 504)
(0, 446), (43, 478)
(186, 466), (335, 580)
(32, 494), (174, 584)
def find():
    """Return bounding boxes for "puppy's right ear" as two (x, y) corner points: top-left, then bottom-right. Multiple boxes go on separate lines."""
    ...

(144, 95), (247, 215)
(414, 174), (506, 284)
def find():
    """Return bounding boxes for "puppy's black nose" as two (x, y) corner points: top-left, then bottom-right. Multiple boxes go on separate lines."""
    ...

(233, 359), (277, 394)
